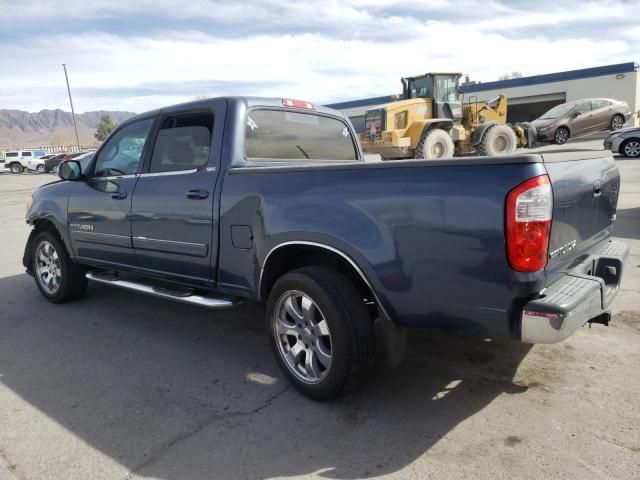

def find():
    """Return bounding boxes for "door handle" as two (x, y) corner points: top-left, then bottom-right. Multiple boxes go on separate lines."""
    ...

(185, 189), (209, 199)
(111, 191), (127, 199)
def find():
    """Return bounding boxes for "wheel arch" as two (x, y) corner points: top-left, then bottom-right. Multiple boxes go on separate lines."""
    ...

(259, 241), (407, 367)
(470, 121), (498, 146)
(260, 242), (378, 307)
(23, 217), (70, 274)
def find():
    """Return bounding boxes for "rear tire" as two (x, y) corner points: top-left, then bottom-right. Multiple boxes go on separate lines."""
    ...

(266, 266), (374, 401)
(415, 128), (455, 160)
(621, 139), (640, 158)
(9, 163), (23, 174)
(610, 114), (625, 131)
(477, 124), (518, 156)
(32, 230), (87, 303)
(554, 127), (570, 145)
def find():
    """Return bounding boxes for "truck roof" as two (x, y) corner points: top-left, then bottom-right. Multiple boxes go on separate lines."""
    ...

(121, 96), (347, 126)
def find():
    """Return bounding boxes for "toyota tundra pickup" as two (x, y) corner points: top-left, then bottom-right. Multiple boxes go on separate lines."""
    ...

(23, 97), (628, 400)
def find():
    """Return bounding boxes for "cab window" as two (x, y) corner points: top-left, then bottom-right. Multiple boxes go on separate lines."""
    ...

(21, 151), (32, 157)
(148, 112), (213, 173)
(93, 118), (154, 177)
(245, 109), (357, 161)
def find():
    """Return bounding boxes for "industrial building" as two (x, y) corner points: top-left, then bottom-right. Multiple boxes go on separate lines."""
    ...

(327, 62), (640, 133)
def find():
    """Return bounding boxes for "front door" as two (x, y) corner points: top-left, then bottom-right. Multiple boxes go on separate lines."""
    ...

(130, 102), (225, 286)
(67, 116), (155, 267)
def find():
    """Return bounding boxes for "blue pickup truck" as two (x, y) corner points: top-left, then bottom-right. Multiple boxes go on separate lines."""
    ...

(23, 97), (628, 400)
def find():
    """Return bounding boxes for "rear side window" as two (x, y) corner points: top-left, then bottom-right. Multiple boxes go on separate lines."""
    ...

(591, 99), (611, 109)
(5, 152), (18, 157)
(21, 151), (32, 157)
(245, 109), (357, 161)
(149, 112), (213, 173)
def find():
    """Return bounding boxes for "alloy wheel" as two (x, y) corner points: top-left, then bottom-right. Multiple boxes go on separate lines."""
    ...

(612, 116), (624, 130)
(35, 241), (62, 294)
(273, 290), (332, 384)
(623, 141), (640, 157)
(555, 129), (569, 144)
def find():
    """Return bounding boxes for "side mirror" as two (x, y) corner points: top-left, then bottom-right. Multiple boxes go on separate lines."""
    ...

(572, 111), (582, 118)
(58, 160), (82, 181)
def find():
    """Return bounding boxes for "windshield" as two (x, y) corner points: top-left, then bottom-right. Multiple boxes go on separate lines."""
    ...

(407, 77), (434, 99)
(539, 104), (574, 120)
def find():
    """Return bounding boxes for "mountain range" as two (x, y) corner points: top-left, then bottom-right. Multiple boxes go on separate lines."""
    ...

(0, 109), (137, 148)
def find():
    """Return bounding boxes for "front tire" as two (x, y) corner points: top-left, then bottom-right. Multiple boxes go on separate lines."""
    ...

(9, 163), (23, 174)
(36, 164), (45, 173)
(610, 114), (625, 131)
(266, 267), (374, 401)
(32, 230), (87, 303)
(415, 128), (455, 160)
(554, 127), (570, 145)
(621, 139), (640, 158)
(477, 124), (518, 156)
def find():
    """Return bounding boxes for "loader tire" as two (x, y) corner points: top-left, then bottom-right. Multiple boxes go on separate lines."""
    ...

(478, 124), (518, 156)
(415, 128), (455, 160)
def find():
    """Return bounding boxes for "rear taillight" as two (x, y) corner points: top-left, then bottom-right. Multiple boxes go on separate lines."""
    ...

(506, 175), (553, 272)
(282, 99), (315, 109)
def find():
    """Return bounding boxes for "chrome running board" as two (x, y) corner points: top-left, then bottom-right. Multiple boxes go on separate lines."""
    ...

(86, 271), (236, 308)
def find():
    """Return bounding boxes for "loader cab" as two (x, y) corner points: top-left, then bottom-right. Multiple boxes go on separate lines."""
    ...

(402, 73), (463, 122)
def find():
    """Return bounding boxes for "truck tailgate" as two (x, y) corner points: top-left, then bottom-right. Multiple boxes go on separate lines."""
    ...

(542, 150), (620, 284)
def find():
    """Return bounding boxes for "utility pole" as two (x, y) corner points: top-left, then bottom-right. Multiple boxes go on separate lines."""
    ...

(62, 64), (81, 151)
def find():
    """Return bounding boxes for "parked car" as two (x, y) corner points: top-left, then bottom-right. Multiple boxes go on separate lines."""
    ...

(3, 149), (48, 173)
(604, 126), (640, 157)
(23, 97), (628, 400)
(532, 98), (631, 145)
(44, 153), (69, 173)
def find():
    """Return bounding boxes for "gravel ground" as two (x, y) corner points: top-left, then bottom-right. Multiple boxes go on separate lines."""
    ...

(0, 140), (638, 480)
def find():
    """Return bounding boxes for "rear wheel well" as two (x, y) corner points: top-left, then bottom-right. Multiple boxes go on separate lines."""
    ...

(260, 245), (376, 308)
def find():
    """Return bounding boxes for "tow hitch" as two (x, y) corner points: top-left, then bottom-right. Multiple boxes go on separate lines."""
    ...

(588, 311), (611, 327)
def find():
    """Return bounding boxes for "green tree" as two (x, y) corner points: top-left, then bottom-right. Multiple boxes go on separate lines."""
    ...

(94, 114), (117, 142)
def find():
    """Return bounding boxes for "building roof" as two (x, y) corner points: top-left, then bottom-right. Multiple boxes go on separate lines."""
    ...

(460, 62), (639, 93)
(325, 62), (639, 112)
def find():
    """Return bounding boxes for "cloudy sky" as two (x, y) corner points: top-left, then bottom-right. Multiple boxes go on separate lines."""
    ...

(1, 0), (639, 113)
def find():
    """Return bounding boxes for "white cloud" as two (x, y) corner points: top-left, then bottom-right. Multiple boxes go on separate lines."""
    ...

(0, 0), (637, 112)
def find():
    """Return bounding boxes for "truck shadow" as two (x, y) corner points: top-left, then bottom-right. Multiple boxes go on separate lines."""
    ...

(614, 206), (640, 240)
(0, 273), (532, 479)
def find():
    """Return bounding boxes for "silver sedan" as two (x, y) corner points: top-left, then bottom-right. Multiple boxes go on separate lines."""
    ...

(604, 127), (640, 158)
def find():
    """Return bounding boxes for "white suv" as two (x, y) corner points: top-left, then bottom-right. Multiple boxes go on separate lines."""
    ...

(1, 149), (47, 174)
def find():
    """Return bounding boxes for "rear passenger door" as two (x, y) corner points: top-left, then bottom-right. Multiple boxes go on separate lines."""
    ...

(590, 99), (611, 130)
(130, 101), (226, 286)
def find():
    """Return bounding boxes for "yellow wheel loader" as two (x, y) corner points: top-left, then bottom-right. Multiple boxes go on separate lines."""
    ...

(359, 73), (536, 160)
